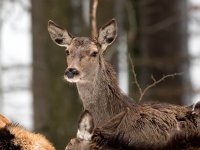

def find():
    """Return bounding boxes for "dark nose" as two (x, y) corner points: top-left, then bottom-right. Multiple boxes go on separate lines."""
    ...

(65, 68), (80, 79)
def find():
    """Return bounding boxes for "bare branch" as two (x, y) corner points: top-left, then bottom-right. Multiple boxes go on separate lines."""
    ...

(151, 74), (156, 82)
(129, 55), (183, 102)
(129, 55), (142, 96)
(139, 73), (183, 102)
(91, 0), (98, 38)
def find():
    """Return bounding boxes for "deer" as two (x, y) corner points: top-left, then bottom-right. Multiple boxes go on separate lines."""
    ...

(48, 18), (133, 126)
(48, 19), (200, 148)
(66, 109), (200, 150)
(65, 109), (129, 150)
(0, 114), (55, 150)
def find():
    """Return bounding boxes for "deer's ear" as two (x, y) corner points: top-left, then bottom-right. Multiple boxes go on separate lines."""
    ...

(98, 19), (117, 51)
(192, 101), (200, 114)
(77, 110), (94, 140)
(48, 20), (73, 47)
(0, 114), (10, 128)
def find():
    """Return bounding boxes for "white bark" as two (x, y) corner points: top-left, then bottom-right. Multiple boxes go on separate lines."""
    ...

(0, 0), (3, 111)
(115, 0), (129, 94)
(188, 0), (200, 104)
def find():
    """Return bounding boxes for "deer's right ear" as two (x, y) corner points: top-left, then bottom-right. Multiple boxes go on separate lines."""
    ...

(77, 110), (94, 140)
(0, 114), (10, 128)
(48, 20), (73, 48)
(192, 101), (200, 114)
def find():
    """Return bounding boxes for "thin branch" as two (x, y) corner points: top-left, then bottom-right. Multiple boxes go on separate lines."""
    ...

(91, 0), (98, 38)
(139, 73), (183, 102)
(129, 54), (183, 102)
(129, 55), (142, 96)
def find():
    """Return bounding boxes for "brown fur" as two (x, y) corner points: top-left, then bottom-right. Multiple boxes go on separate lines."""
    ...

(65, 110), (127, 150)
(48, 19), (200, 148)
(0, 114), (55, 150)
(97, 104), (200, 148)
(0, 114), (10, 128)
(66, 110), (200, 150)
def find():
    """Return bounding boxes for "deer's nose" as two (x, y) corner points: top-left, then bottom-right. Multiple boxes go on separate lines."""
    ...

(65, 68), (80, 78)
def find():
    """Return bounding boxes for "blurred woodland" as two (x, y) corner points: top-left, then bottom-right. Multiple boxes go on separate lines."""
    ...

(1, 0), (200, 149)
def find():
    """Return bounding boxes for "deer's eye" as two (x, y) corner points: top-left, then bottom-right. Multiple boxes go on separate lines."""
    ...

(65, 50), (70, 56)
(90, 51), (98, 57)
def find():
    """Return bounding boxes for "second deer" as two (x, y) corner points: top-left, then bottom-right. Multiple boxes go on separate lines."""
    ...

(66, 109), (200, 150)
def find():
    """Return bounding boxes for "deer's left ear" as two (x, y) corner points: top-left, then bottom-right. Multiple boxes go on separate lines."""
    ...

(98, 19), (117, 51)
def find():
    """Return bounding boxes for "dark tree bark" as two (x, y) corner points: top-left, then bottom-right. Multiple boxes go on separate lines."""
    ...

(32, 0), (82, 149)
(97, 0), (117, 67)
(136, 0), (190, 104)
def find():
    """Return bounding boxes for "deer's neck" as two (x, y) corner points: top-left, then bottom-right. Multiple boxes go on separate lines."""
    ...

(77, 58), (130, 125)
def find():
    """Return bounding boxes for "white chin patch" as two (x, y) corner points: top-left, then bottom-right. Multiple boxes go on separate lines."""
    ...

(64, 76), (80, 83)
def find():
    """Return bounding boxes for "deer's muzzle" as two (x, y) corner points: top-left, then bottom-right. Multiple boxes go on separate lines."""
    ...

(65, 68), (80, 79)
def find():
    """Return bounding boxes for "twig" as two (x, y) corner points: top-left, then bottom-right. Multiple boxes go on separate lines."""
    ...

(91, 0), (98, 38)
(129, 55), (183, 102)
(139, 73), (183, 102)
(129, 55), (142, 96)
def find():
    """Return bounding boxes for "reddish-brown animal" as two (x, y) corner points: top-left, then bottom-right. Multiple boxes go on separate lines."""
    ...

(0, 114), (55, 150)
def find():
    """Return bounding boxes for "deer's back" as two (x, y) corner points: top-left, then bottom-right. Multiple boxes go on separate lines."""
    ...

(99, 103), (199, 148)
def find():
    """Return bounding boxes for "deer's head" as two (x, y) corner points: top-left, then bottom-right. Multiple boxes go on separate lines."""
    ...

(65, 109), (128, 150)
(48, 19), (117, 83)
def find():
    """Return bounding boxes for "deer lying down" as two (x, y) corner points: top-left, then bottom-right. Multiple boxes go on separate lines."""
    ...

(0, 114), (55, 150)
(66, 109), (200, 150)
(48, 19), (200, 148)
(65, 110), (127, 150)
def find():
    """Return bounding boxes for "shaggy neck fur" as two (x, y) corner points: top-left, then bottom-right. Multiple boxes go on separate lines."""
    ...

(77, 56), (132, 125)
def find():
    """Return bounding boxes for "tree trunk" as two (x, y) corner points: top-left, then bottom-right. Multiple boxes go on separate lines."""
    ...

(0, 1), (3, 111)
(32, 0), (82, 149)
(137, 0), (190, 104)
